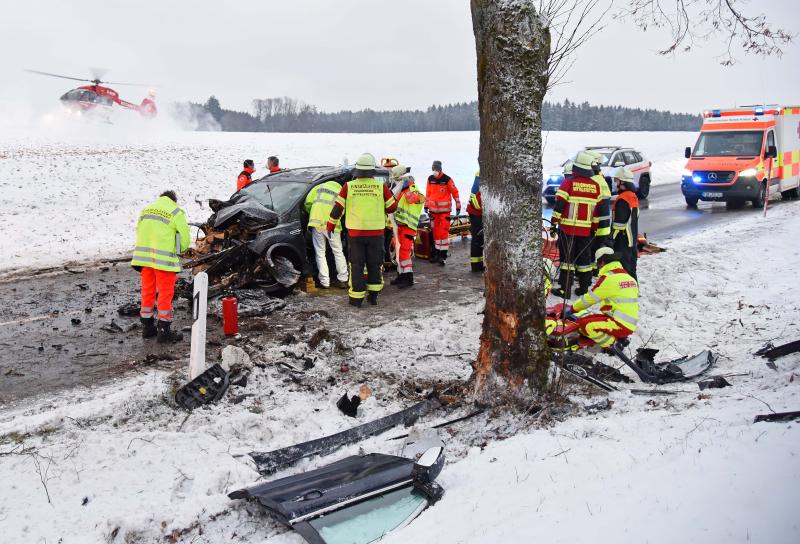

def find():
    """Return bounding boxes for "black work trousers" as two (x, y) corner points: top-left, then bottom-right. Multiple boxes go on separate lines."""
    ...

(558, 233), (593, 293)
(469, 214), (484, 264)
(348, 235), (384, 299)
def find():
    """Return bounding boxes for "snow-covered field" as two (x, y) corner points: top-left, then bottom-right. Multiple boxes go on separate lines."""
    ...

(0, 127), (693, 273)
(0, 186), (797, 543)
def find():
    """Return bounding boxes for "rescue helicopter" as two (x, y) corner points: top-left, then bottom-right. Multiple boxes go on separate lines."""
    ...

(26, 68), (158, 119)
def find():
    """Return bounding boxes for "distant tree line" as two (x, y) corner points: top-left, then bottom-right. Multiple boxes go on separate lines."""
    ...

(182, 95), (700, 132)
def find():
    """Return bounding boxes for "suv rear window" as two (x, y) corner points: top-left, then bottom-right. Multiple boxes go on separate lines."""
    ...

(239, 181), (308, 216)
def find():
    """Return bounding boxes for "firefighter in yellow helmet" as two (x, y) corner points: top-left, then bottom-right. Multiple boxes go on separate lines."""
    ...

(328, 153), (397, 307)
(561, 247), (638, 348)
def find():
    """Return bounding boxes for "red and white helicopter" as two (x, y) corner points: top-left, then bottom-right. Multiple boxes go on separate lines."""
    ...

(27, 68), (158, 119)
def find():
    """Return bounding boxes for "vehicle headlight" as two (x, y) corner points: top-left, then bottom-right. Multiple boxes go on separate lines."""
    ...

(738, 168), (757, 177)
(682, 168), (692, 177)
(547, 175), (562, 185)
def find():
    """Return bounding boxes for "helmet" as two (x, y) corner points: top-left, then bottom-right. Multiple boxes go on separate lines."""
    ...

(584, 150), (603, 174)
(572, 150), (596, 177)
(355, 153), (376, 170)
(543, 257), (556, 282)
(595, 246), (622, 264)
(391, 164), (409, 179)
(614, 166), (634, 183)
(562, 161), (573, 175)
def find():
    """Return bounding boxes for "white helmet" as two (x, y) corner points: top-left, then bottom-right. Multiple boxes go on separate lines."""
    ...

(354, 153), (376, 170)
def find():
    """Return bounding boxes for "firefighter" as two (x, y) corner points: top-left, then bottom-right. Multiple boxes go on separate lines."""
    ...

(562, 247), (639, 348)
(237, 159), (256, 191)
(267, 156), (281, 173)
(130, 190), (190, 343)
(327, 153), (397, 307)
(587, 151), (612, 277)
(550, 150), (604, 298)
(305, 180), (348, 289)
(389, 164), (425, 288)
(612, 167), (639, 280)
(425, 160), (460, 265)
(466, 170), (484, 272)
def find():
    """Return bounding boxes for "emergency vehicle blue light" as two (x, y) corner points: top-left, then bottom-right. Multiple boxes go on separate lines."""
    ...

(754, 107), (764, 115)
(548, 175), (562, 184)
(712, 109), (721, 117)
(692, 175), (702, 183)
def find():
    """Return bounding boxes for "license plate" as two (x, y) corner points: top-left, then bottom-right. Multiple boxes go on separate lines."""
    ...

(702, 192), (723, 198)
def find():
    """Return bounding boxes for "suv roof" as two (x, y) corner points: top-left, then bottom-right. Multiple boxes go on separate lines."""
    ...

(256, 165), (391, 185)
(584, 146), (627, 152)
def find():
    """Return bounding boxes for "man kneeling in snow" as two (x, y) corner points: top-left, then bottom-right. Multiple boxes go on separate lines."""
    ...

(563, 247), (639, 348)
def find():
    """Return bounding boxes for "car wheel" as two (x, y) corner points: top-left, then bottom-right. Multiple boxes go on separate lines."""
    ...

(725, 199), (745, 210)
(751, 183), (766, 209)
(637, 176), (651, 199)
(685, 195), (699, 208)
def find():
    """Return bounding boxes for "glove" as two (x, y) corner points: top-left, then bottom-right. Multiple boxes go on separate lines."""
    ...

(326, 225), (335, 239)
(549, 224), (558, 237)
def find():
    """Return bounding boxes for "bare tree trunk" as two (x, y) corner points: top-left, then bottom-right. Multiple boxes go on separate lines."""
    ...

(470, 0), (551, 401)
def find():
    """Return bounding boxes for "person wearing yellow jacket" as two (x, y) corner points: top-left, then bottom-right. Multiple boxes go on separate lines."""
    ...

(305, 180), (347, 289)
(130, 191), (190, 343)
(389, 164), (425, 288)
(563, 247), (638, 348)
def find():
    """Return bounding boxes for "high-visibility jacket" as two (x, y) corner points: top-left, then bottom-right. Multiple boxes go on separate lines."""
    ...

(305, 180), (343, 232)
(395, 183), (425, 231)
(426, 172), (460, 215)
(237, 167), (255, 191)
(131, 196), (190, 273)
(613, 190), (639, 249)
(552, 175), (603, 237)
(571, 261), (639, 332)
(328, 177), (397, 237)
(466, 171), (482, 216)
(591, 174), (611, 237)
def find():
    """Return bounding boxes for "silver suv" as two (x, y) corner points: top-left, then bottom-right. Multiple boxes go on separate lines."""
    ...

(543, 146), (653, 204)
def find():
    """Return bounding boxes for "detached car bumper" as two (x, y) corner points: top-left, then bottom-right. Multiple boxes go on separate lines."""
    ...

(681, 176), (761, 201)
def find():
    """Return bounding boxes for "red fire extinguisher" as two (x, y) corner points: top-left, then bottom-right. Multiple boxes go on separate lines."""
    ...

(222, 296), (239, 336)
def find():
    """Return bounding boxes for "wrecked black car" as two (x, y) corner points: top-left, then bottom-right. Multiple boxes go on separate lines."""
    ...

(183, 165), (391, 296)
(230, 447), (444, 544)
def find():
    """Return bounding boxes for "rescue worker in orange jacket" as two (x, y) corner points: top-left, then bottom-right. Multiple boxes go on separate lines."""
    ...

(612, 167), (639, 280)
(466, 170), (484, 272)
(267, 156), (281, 173)
(551, 150), (605, 298)
(562, 247), (639, 348)
(389, 164), (426, 288)
(425, 160), (460, 265)
(237, 160), (256, 191)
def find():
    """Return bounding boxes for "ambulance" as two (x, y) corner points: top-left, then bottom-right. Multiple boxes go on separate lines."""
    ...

(681, 105), (800, 209)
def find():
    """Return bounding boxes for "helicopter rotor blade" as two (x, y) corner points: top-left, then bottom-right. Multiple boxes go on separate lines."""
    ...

(103, 81), (160, 88)
(25, 69), (92, 83)
(90, 67), (109, 82)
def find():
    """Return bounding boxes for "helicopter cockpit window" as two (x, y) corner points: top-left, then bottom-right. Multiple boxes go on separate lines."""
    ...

(96, 95), (114, 106)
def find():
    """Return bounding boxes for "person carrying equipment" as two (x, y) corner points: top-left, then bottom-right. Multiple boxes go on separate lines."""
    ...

(237, 160), (256, 192)
(561, 247), (639, 348)
(425, 160), (460, 265)
(327, 153), (397, 307)
(612, 166), (640, 279)
(587, 151), (612, 276)
(466, 170), (484, 272)
(550, 150), (604, 298)
(305, 180), (348, 289)
(130, 190), (190, 343)
(389, 164), (425, 288)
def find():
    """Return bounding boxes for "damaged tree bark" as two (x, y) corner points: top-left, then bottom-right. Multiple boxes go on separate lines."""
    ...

(470, 0), (551, 400)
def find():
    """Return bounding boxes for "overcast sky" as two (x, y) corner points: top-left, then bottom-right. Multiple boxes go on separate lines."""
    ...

(1, 0), (798, 117)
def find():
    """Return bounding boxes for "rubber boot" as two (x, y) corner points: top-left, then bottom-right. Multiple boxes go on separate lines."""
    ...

(390, 273), (404, 285)
(575, 272), (592, 297)
(429, 249), (440, 264)
(398, 272), (414, 289)
(141, 317), (158, 339)
(438, 250), (447, 266)
(348, 297), (363, 308)
(471, 261), (485, 273)
(367, 291), (379, 306)
(156, 320), (183, 344)
(552, 269), (573, 299)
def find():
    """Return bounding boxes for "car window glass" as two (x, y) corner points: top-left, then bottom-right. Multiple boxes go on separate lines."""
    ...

(632, 151), (643, 163)
(308, 487), (428, 544)
(610, 153), (624, 166)
(239, 181), (308, 215)
(693, 130), (763, 157)
(623, 151), (638, 164)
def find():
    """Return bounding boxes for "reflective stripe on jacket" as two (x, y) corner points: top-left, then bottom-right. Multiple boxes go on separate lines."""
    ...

(131, 196), (190, 273)
(395, 184), (425, 231)
(328, 178), (397, 236)
(591, 174), (611, 237)
(571, 261), (639, 332)
(305, 180), (343, 232)
(613, 190), (640, 249)
(466, 170), (482, 216)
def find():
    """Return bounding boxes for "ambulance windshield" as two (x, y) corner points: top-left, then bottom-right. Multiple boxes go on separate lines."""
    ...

(692, 130), (763, 157)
